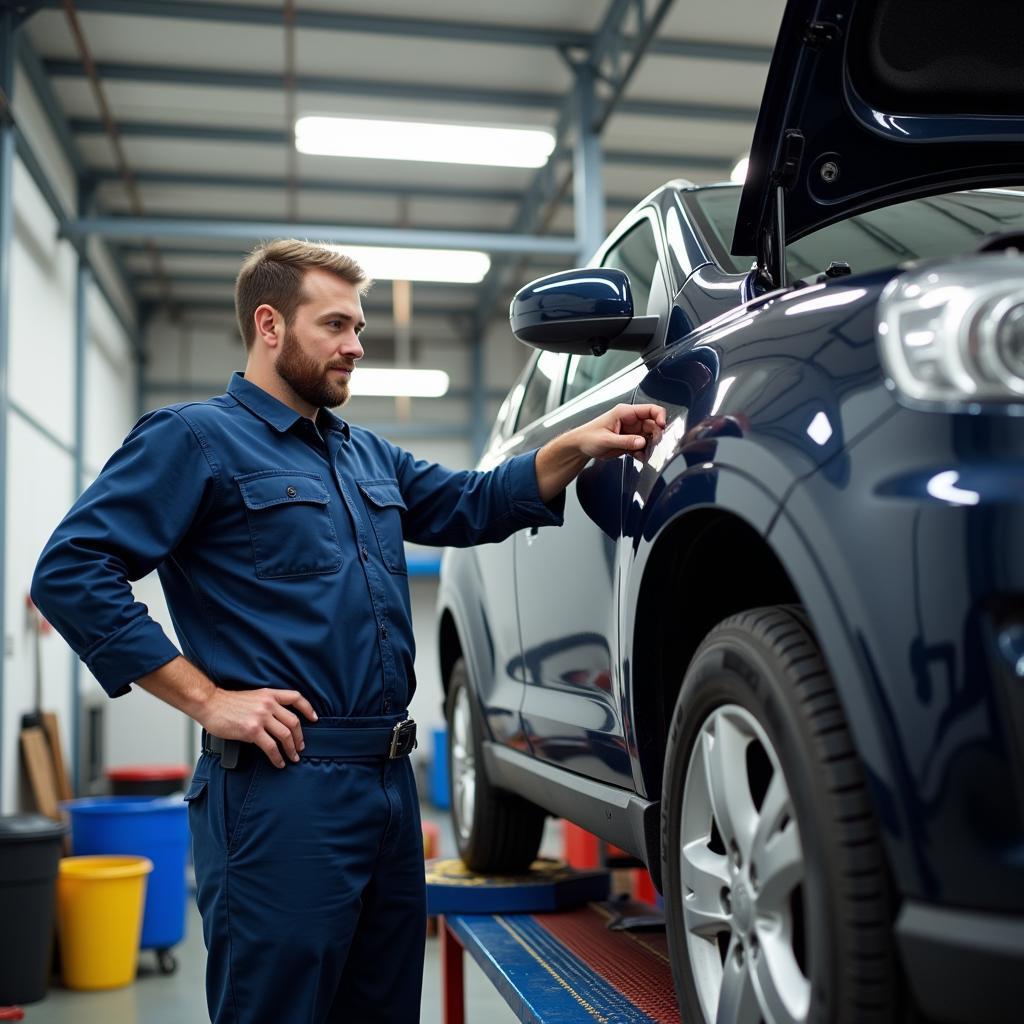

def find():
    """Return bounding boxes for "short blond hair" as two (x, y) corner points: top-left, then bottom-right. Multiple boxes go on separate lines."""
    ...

(235, 239), (371, 350)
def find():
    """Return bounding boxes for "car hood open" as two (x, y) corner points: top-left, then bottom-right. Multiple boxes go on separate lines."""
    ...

(731, 0), (1024, 261)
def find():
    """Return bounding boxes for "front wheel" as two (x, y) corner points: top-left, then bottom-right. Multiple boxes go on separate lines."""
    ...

(662, 606), (898, 1024)
(446, 658), (546, 873)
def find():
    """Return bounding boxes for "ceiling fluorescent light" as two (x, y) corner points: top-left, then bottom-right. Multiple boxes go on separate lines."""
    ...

(730, 156), (749, 184)
(296, 115), (556, 168)
(348, 368), (449, 399)
(327, 245), (490, 284)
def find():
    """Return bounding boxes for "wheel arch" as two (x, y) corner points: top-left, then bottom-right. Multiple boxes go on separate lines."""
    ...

(438, 605), (463, 702)
(628, 507), (799, 803)
(626, 494), (916, 893)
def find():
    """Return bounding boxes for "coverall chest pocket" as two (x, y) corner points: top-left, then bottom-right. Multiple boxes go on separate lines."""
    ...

(356, 478), (408, 574)
(236, 470), (342, 579)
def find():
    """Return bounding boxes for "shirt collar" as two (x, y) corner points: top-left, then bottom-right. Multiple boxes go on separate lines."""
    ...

(227, 371), (350, 440)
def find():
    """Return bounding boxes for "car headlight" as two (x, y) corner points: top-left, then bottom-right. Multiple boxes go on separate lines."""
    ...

(877, 256), (1024, 411)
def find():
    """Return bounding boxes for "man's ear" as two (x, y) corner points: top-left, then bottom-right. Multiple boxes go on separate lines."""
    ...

(253, 304), (283, 349)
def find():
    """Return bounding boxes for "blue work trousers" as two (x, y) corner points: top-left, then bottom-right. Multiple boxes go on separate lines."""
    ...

(185, 741), (425, 1023)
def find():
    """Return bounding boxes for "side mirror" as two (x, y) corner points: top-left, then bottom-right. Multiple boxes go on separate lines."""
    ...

(509, 268), (659, 355)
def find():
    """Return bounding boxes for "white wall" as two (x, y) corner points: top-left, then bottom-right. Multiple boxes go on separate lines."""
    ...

(1, 75), (138, 811)
(101, 570), (193, 774)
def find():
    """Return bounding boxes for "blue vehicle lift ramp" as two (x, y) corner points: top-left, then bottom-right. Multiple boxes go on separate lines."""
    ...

(439, 903), (679, 1024)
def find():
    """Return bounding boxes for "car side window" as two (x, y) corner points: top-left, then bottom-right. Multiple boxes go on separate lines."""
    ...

(604, 217), (661, 315)
(562, 217), (661, 405)
(514, 350), (565, 431)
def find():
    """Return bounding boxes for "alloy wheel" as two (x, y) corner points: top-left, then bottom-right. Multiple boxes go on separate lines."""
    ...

(680, 703), (808, 1024)
(450, 683), (476, 844)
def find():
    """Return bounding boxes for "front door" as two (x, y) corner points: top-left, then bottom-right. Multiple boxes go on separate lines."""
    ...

(514, 211), (670, 788)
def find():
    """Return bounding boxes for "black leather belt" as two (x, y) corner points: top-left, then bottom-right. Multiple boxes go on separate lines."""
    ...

(202, 717), (417, 769)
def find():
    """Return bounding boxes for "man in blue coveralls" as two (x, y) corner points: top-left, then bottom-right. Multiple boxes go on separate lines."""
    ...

(31, 239), (666, 1024)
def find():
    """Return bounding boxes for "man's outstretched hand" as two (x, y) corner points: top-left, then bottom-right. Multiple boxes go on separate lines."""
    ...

(534, 403), (667, 503)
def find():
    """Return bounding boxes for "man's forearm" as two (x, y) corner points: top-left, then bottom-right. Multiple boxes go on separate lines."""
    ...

(136, 656), (217, 722)
(534, 429), (590, 504)
(136, 658), (319, 768)
(533, 403), (667, 503)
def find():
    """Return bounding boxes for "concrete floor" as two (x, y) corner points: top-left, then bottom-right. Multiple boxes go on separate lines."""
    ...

(17, 803), (537, 1023)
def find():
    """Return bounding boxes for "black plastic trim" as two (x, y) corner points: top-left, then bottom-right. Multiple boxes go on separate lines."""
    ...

(483, 741), (662, 888)
(896, 902), (1024, 1023)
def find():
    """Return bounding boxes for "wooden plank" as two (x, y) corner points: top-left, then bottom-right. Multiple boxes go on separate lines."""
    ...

(20, 726), (61, 820)
(41, 711), (73, 802)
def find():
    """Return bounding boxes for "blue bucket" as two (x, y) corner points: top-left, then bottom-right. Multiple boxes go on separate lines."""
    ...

(430, 727), (450, 809)
(64, 796), (189, 951)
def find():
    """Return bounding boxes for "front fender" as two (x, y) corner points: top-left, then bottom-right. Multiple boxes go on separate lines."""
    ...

(619, 441), (921, 897)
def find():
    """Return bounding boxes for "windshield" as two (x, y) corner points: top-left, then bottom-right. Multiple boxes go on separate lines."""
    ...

(690, 185), (1024, 279)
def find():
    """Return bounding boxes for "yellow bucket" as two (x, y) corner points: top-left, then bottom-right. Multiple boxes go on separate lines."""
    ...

(57, 855), (153, 990)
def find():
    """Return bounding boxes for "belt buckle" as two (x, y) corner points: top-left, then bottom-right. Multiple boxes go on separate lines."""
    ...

(388, 720), (417, 759)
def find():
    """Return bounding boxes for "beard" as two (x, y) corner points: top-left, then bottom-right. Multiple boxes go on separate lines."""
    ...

(276, 326), (351, 410)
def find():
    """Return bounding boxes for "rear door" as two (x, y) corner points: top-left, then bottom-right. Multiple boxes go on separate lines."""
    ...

(514, 210), (670, 788)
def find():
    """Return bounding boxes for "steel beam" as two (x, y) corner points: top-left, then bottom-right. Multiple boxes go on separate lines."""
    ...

(92, 169), (528, 204)
(135, 328), (147, 420)
(116, 240), (572, 267)
(470, 334), (487, 460)
(472, 0), (683, 330)
(52, 63), (759, 122)
(593, 0), (683, 133)
(30, 1), (772, 63)
(573, 62), (604, 265)
(52, 61), (557, 111)
(606, 149), (732, 171)
(88, 168), (645, 210)
(8, 398), (75, 457)
(64, 216), (580, 255)
(128, 271), (477, 295)
(131, 294), (474, 320)
(0, 7), (14, 806)
(32, 1), (592, 49)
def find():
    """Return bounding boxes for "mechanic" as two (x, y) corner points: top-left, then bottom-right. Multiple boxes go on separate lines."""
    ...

(30, 239), (666, 1024)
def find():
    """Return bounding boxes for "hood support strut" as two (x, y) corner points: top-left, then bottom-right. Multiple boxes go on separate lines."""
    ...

(774, 186), (788, 288)
(759, 128), (805, 289)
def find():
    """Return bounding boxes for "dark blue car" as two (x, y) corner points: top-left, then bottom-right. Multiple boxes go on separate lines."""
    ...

(436, 2), (1024, 1021)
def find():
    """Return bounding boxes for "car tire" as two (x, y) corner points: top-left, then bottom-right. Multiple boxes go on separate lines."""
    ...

(662, 605), (898, 1024)
(446, 657), (546, 873)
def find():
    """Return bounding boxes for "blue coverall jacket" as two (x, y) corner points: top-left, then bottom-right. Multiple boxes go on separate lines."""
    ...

(31, 371), (565, 1023)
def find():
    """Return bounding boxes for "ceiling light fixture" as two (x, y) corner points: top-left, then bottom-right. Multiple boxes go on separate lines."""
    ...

(296, 115), (556, 169)
(326, 244), (490, 284)
(348, 368), (450, 399)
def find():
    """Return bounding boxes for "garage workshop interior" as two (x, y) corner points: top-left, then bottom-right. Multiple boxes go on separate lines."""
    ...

(0, 1), (1021, 1022)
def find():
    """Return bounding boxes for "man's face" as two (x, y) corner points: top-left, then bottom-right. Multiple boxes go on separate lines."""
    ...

(274, 268), (366, 410)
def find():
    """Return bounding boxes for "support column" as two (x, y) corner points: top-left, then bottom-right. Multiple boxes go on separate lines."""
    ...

(69, 180), (93, 794)
(0, 6), (17, 805)
(470, 322), (487, 461)
(572, 62), (605, 266)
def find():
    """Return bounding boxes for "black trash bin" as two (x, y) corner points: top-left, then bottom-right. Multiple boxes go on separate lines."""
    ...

(0, 814), (67, 1005)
